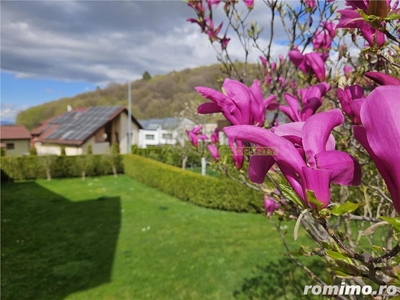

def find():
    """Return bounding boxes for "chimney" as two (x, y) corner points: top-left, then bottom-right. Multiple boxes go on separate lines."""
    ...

(67, 105), (72, 112)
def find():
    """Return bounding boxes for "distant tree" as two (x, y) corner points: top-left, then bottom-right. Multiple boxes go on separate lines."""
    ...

(142, 71), (152, 81)
(60, 146), (66, 156)
(29, 147), (37, 156)
(87, 144), (93, 155)
(39, 155), (57, 181)
(106, 143), (120, 178)
(77, 153), (93, 182)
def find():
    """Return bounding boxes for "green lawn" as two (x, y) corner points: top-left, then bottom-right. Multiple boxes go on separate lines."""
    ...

(1, 175), (320, 300)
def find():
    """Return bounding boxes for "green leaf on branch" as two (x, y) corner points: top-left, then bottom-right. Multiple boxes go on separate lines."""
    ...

(279, 183), (305, 208)
(380, 217), (400, 232)
(306, 190), (322, 211)
(385, 13), (400, 21)
(330, 267), (354, 278)
(325, 250), (350, 262)
(331, 201), (360, 216)
(336, 261), (360, 276)
(289, 246), (309, 257)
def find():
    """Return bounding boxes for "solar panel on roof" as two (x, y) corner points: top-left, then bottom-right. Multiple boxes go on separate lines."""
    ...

(45, 106), (121, 142)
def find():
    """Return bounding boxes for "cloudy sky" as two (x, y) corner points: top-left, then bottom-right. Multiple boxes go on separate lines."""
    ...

(0, 0), (305, 122)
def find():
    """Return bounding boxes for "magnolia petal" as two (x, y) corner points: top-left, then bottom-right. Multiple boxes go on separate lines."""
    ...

(336, 9), (366, 29)
(288, 50), (309, 74)
(272, 122), (304, 146)
(359, 86), (400, 214)
(279, 105), (297, 123)
(224, 125), (307, 201)
(364, 72), (400, 86)
(224, 125), (307, 173)
(223, 79), (251, 125)
(305, 53), (326, 82)
(196, 86), (242, 125)
(349, 98), (365, 124)
(192, 125), (202, 134)
(207, 144), (220, 161)
(228, 138), (245, 169)
(249, 80), (265, 125)
(264, 94), (279, 111)
(302, 167), (332, 208)
(301, 97), (322, 121)
(337, 87), (352, 117)
(282, 93), (301, 121)
(198, 102), (223, 114)
(315, 150), (361, 186)
(249, 154), (275, 183)
(302, 109), (344, 168)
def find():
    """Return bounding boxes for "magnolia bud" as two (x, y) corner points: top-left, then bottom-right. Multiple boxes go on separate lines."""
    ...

(367, 0), (388, 18)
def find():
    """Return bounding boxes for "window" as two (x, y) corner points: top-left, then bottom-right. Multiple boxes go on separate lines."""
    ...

(145, 134), (155, 140)
(162, 133), (172, 139)
(6, 143), (14, 150)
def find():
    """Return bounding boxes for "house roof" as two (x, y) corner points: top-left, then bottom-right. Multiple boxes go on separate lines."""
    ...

(139, 117), (190, 131)
(33, 106), (142, 146)
(0, 125), (32, 140)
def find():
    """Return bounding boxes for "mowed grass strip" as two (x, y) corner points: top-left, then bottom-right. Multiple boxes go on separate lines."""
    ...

(1, 175), (310, 300)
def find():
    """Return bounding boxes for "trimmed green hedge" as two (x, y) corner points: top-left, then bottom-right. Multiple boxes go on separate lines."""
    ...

(123, 154), (264, 213)
(132, 145), (200, 168)
(0, 155), (123, 181)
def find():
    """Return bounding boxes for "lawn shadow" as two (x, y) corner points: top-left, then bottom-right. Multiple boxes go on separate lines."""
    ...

(232, 258), (326, 300)
(1, 181), (121, 300)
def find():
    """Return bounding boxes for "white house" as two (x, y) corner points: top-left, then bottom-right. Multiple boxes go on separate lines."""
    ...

(138, 117), (196, 148)
(31, 106), (142, 155)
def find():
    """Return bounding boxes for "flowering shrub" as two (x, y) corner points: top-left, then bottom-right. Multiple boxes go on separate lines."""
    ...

(187, 0), (400, 297)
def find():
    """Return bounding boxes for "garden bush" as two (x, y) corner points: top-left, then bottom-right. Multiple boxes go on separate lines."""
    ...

(0, 154), (123, 181)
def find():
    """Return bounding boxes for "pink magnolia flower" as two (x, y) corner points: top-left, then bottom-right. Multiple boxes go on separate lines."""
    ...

(229, 138), (245, 169)
(313, 21), (336, 51)
(337, 85), (366, 124)
(196, 79), (278, 126)
(344, 65), (353, 77)
(206, 18), (223, 42)
(270, 62), (277, 72)
(196, 78), (276, 170)
(259, 56), (267, 68)
(206, 0), (221, 8)
(224, 109), (361, 208)
(336, 0), (389, 48)
(280, 82), (331, 122)
(211, 128), (219, 144)
(186, 126), (208, 148)
(243, 0), (254, 9)
(354, 86), (400, 214)
(264, 196), (279, 216)
(305, 0), (316, 9)
(288, 50), (327, 82)
(207, 144), (220, 161)
(221, 35), (230, 50)
(313, 30), (333, 50)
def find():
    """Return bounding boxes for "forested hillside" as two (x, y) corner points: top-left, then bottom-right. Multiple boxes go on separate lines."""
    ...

(16, 64), (231, 130)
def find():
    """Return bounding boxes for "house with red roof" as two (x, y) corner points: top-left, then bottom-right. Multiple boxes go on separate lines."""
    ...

(31, 106), (142, 155)
(0, 125), (32, 156)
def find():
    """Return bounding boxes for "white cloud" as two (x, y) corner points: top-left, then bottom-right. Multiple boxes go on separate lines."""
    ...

(0, 103), (29, 122)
